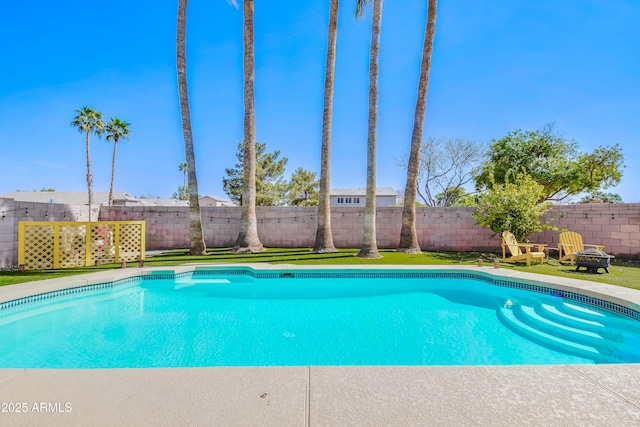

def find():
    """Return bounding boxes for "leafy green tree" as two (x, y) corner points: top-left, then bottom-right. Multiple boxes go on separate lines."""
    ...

(452, 194), (478, 207)
(286, 168), (319, 206)
(104, 117), (131, 206)
(473, 174), (554, 242)
(356, 0), (383, 259)
(172, 186), (189, 201)
(223, 142), (288, 206)
(579, 191), (623, 204)
(434, 185), (466, 207)
(71, 106), (104, 221)
(475, 123), (624, 202)
(177, 0), (206, 254)
(398, 0), (437, 254)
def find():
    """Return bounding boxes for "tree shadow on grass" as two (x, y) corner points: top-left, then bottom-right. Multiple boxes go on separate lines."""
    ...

(145, 247), (357, 264)
(427, 251), (500, 263)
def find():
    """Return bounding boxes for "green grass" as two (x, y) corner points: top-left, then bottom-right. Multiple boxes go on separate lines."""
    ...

(2, 247), (639, 290)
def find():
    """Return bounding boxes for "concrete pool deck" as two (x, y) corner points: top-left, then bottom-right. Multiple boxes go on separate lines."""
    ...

(1, 264), (640, 426)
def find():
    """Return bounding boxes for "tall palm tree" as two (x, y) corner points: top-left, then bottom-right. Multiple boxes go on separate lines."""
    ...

(356, 0), (382, 258)
(177, 0), (206, 255)
(398, 0), (437, 253)
(104, 117), (131, 207)
(232, 0), (264, 253)
(71, 106), (104, 222)
(313, 0), (339, 254)
(178, 162), (188, 199)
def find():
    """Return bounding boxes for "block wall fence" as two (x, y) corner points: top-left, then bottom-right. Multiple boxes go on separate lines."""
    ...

(2, 197), (639, 268)
(1, 198), (88, 268)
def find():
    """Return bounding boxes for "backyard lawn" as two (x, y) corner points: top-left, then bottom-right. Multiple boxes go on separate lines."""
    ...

(1, 248), (639, 290)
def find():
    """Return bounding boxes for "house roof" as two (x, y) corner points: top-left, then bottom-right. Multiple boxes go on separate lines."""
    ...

(0, 191), (235, 207)
(200, 195), (236, 206)
(200, 195), (227, 202)
(330, 187), (398, 197)
(0, 191), (135, 205)
(118, 198), (189, 207)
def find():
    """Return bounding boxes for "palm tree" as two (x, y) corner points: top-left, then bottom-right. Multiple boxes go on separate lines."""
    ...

(313, 0), (339, 254)
(178, 162), (188, 199)
(232, 0), (264, 253)
(177, 0), (206, 255)
(71, 106), (104, 222)
(356, 0), (382, 259)
(398, 0), (437, 253)
(104, 117), (131, 206)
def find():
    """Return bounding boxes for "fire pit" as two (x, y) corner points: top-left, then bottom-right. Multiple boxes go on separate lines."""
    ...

(574, 248), (615, 273)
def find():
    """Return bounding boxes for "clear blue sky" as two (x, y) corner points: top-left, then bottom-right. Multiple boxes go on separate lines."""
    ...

(1, 0), (639, 202)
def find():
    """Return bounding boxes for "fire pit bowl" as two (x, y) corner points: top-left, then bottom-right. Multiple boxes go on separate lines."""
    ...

(574, 248), (615, 273)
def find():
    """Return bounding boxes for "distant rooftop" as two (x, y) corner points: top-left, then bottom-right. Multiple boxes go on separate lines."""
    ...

(330, 187), (398, 197)
(115, 198), (188, 207)
(0, 191), (235, 207)
(0, 191), (134, 205)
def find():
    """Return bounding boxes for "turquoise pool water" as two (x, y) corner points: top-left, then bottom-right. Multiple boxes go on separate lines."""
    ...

(1, 271), (639, 368)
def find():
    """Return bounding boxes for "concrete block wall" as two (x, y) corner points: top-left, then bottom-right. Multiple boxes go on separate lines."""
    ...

(535, 204), (640, 259)
(0, 198), (84, 268)
(100, 203), (640, 260)
(0, 199), (17, 268)
(3, 201), (638, 267)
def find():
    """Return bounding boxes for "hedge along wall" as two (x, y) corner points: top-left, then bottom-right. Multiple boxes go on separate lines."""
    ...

(99, 203), (640, 260)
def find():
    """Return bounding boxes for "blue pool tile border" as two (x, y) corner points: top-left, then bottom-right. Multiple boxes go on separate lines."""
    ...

(0, 276), (142, 312)
(2, 268), (639, 322)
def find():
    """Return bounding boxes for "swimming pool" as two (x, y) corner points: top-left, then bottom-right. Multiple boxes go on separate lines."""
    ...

(1, 267), (639, 368)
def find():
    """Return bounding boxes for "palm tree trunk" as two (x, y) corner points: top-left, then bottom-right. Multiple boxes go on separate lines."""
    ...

(398, 0), (437, 253)
(233, 0), (264, 253)
(85, 130), (93, 222)
(177, 0), (206, 255)
(313, 0), (339, 254)
(357, 0), (382, 259)
(108, 136), (118, 206)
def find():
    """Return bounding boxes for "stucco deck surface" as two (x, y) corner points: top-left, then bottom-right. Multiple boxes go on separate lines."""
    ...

(1, 264), (640, 426)
(1, 365), (640, 426)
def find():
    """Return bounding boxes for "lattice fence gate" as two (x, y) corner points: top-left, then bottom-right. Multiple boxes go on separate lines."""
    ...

(18, 221), (145, 270)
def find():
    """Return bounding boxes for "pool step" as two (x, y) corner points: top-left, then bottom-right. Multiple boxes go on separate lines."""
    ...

(174, 278), (231, 289)
(498, 308), (601, 360)
(553, 302), (640, 333)
(499, 301), (640, 363)
(520, 306), (607, 344)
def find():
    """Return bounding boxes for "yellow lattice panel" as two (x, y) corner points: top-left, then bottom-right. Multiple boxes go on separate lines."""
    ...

(19, 223), (55, 270)
(57, 224), (87, 268)
(19, 221), (145, 270)
(118, 223), (144, 262)
(90, 223), (116, 266)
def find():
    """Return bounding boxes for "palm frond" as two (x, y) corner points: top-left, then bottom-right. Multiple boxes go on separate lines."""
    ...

(355, 0), (372, 19)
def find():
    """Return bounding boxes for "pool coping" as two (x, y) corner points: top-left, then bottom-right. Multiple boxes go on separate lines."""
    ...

(2, 264), (640, 425)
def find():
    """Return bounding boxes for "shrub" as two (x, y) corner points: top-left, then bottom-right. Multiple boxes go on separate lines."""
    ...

(473, 174), (554, 241)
